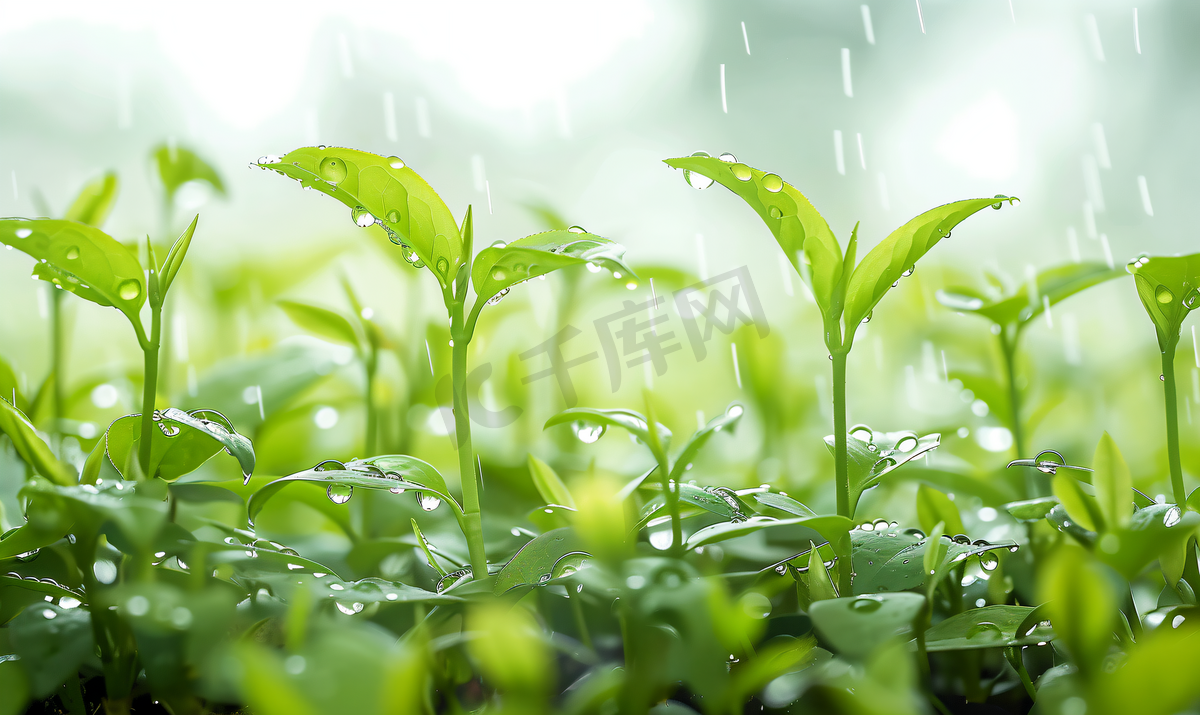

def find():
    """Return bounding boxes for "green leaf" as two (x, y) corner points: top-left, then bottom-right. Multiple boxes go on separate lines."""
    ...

(0, 659), (30, 715)
(663, 154), (844, 324)
(279, 300), (361, 348)
(1004, 496), (1060, 521)
(1038, 544), (1118, 679)
(1096, 503), (1196, 582)
(824, 426), (941, 516)
(0, 219), (145, 329)
(470, 229), (637, 305)
(1090, 622), (1200, 715)
(751, 491), (816, 518)
(153, 144), (225, 201)
(666, 404), (744, 482)
(493, 528), (589, 594)
(1125, 252), (1200, 351)
(841, 196), (1016, 338)
(544, 407), (672, 452)
(916, 484), (965, 537)
(923, 605), (1055, 651)
(1052, 473), (1103, 532)
(687, 515), (854, 554)
(348, 455), (457, 508)
(0, 399), (74, 485)
(63, 172), (118, 227)
(20, 480), (167, 553)
(246, 572), (460, 607)
(104, 408), (254, 483)
(850, 525), (1017, 595)
(0, 522), (71, 561)
(806, 541), (839, 602)
(922, 522), (947, 599)
(527, 454), (575, 508)
(159, 214), (197, 298)
(256, 147), (462, 287)
(809, 593), (926, 659)
(937, 261), (1121, 330)
(1092, 432), (1133, 530)
(8, 602), (94, 698)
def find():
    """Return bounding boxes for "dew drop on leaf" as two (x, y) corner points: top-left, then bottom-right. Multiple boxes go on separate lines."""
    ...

(966, 622), (1003, 640)
(327, 483), (353, 505)
(118, 279), (141, 301)
(768, 206), (783, 219)
(718, 153), (737, 163)
(1156, 285), (1175, 304)
(352, 207), (375, 228)
(15, 228), (33, 239)
(683, 151), (714, 190)
(65, 246), (79, 260)
(979, 551), (999, 571)
(850, 598), (882, 613)
(730, 163), (753, 181)
(1184, 288), (1200, 309)
(567, 225), (587, 233)
(1164, 506), (1182, 527)
(319, 156), (347, 183)
(571, 420), (606, 444)
(387, 156), (405, 170)
(385, 209), (401, 224)
(761, 173), (783, 192)
(436, 257), (449, 277)
(417, 492), (441, 511)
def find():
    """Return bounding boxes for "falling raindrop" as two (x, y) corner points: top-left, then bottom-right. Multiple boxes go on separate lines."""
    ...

(327, 484), (353, 505)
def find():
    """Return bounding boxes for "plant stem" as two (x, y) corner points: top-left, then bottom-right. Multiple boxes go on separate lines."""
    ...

(365, 352), (377, 456)
(450, 303), (487, 578)
(138, 307), (161, 478)
(567, 584), (593, 650)
(831, 350), (849, 518)
(1163, 342), (1185, 505)
(1000, 330), (1036, 495)
(51, 288), (65, 431)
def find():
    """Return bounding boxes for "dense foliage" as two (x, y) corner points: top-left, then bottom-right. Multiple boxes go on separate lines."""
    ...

(0, 143), (1198, 715)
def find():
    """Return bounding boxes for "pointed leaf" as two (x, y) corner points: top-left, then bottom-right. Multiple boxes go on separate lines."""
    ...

(842, 196), (1017, 338)
(0, 219), (145, 328)
(663, 154), (844, 323)
(1003, 496), (1060, 522)
(153, 144), (225, 200)
(809, 593), (926, 660)
(1092, 432), (1133, 530)
(527, 454), (575, 509)
(493, 527), (589, 594)
(850, 525), (1018, 595)
(159, 214), (197, 298)
(9, 603), (94, 698)
(63, 172), (118, 227)
(751, 491), (817, 517)
(544, 407), (672, 451)
(255, 148), (462, 287)
(667, 403), (745, 482)
(471, 229), (636, 304)
(916, 484), (965, 537)
(824, 426), (940, 515)
(159, 408), (254, 481)
(686, 515), (854, 553)
(103, 413), (222, 482)
(278, 300), (361, 348)
(0, 399), (74, 486)
(924, 605), (1055, 651)
(1038, 545), (1117, 678)
(1052, 473), (1103, 532)
(937, 261), (1121, 329)
(922, 521), (947, 598)
(806, 541), (839, 602)
(1126, 252), (1200, 351)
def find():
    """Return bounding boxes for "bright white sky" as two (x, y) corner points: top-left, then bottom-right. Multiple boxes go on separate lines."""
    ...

(0, 0), (655, 127)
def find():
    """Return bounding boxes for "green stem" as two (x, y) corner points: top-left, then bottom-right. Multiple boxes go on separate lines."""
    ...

(661, 456), (682, 558)
(567, 584), (593, 651)
(450, 303), (487, 578)
(1163, 342), (1185, 505)
(1005, 646), (1036, 701)
(51, 288), (65, 431)
(138, 307), (161, 479)
(365, 353), (377, 456)
(1000, 329), (1036, 495)
(831, 350), (849, 518)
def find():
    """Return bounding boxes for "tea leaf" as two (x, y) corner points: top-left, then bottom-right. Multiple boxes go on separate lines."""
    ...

(663, 154), (844, 324)
(1038, 544), (1118, 679)
(544, 407), (672, 451)
(1052, 473), (1103, 532)
(1004, 496), (1060, 522)
(850, 526), (1017, 595)
(471, 229), (636, 305)
(1125, 252), (1200, 350)
(915, 484), (965, 537)
(0, 219), (145, 329)
(255, 148), (462, 288)
(1096, 503), (1196, 581)
(347, 455), (456, 506)
(9, 603), (94, 698)
(751, 491), (817, 518)
(103, 413), (223, 482)
(279, 300), (361, 348)
(809, 592), (926, 660)
(527, 454), (575, 509)
(666, 403), (744, 482)
(842, 197), (1016, 336)
(158, 214), (198, 299)
(1092, 432), (1133, 530)
(63, 172), (118, 227)
(806, 541), (839, 602)
(0, 399), (74, 486)
(938, 261), (1121, 330)
(493, 527), (589, 594)
(825, 426), (940, 515)
(923, 605), (1055, 651)
(153, 144), (225, 201)
(686, 515), (853, 553)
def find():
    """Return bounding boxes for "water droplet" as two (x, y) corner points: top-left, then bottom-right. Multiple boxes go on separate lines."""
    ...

(486, 287), (510, 305)
(352, 207), (375, 227)
(991, 195), (1008, 210)
(572, 420), (606, 444)
(901, 266), (915, 278)
(15, 228), (33, 239)
(761, 173), (783, 192)
(895, 435), (918, 452)
(385, 209), (401, 224)
(327, 484), (353, 505)
(489, 266), (507, 281)
(287, 563), (303, 571)
(683, 151), (715, 190)
(387, 156), (405, 170)
(1184, 288), (1200, 309)
(1156, 285), (1175, 304)
(436, 257), (449, 276)
(730, 163), (753, 181)
(767, 206), (783, 219)
(65, 246), (79, 260)
(726, 404), (744, 419)
(718, 153), (737, 163)
(586, 262), (602, 273)
(118, 279), (141, 301)
(774, 564), (788, 575)
(850, 598), (882, 613)
(402, 245), (423, 267)
(952, 534), (971, 545)
(567, 225), (587, 234)
(849, 425), (873, 441)
(966, 622), (1003, 640)
(626, 281), (638, 290)
(861, 311), (872, 323)
(417, 492), (441, 511)
(389, 485), (406, 495)
(979, 551), (999, 571)
(319, 156), (348, 183)
(1164, 506), (1182, 527)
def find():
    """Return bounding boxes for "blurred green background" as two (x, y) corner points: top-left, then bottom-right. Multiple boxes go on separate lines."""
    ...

(1, 0), (1196, 553)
